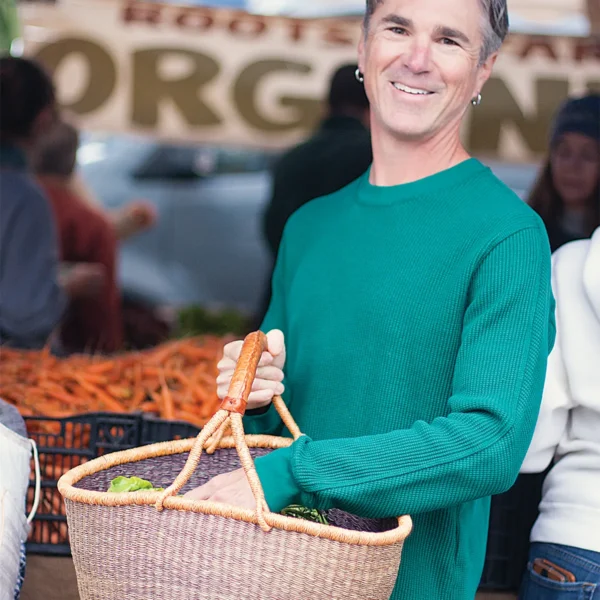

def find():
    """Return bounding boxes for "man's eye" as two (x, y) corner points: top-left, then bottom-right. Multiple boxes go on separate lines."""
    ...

(440, 37), (458, 45)
(389, 27), (407, 34)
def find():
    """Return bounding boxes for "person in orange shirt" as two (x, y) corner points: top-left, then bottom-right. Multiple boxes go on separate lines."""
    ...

(32, 119), (156, 354)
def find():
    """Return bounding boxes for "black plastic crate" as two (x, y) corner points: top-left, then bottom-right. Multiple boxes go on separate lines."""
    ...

(25, 408), (547, 578)
(479, 471), (548, 591)
(141, 414), (201, 445)
(24, 411), (201, 556)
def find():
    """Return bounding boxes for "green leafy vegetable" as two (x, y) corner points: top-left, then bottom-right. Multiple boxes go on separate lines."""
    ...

(108, 476), (164, 493)
(280, 505), (329, 525)
(176, 306), (249, 338)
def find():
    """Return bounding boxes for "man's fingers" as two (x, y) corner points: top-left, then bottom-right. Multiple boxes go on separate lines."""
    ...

(266, 329), (284, 356)
(219, 349), (274, 370)
(216, 371), (234, 386)
(255, 366), (284, 382)
(183, 470), (241, 500)
(183, 485), (210, 501)
(247, 389), (276, 406)
(222, 340), (243, 361)
(266, 330), (286, 369)
(218, 375), (282, 392)
(217, 355), (283, 385)
(216, 357), (237, 372)
(251, 379), (284, 395)
(217, 335), (284, 400)
(216, 388), (275, 405)
(183, 479), (216, 501)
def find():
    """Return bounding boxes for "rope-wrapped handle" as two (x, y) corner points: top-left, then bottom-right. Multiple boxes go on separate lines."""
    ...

(156, 331), (303, 532)
(219, 331), (268, 414)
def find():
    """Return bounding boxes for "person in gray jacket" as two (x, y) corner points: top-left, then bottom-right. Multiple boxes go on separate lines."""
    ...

(0, 57), (66, 349)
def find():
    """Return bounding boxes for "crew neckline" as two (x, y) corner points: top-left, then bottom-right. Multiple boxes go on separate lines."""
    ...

(355, 158), (487, 206)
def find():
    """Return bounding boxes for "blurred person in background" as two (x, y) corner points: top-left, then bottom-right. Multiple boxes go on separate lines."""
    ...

(32, 119), (124, 354)
(528, 94), (600, 252)
(262, 63), (372, 258)
(32, 119), (160, 353)
(0, 56), (101, 350)
(490, 92), (600, 593)
(518, 226), (600, 598)
(255, 63), (371, 327)
(67, 164), (157, 244)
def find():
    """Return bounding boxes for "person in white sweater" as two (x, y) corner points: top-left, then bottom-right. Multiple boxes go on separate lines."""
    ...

(519, 226), (600, 598)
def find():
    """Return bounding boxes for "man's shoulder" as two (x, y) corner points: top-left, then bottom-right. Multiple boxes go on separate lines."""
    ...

(287, 177), (359, 227)
(462, 164), (547, 241)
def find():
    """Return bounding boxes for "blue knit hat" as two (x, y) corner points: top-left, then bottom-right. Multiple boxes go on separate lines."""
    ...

(550, 93), (600, 147)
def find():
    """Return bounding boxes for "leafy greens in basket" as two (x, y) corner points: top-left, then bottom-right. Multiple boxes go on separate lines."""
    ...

(108, 476), (164, 493)
(107, 477), (329, 524)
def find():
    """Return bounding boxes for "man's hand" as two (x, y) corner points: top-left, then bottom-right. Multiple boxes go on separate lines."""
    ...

(183, 469), (255, 510)
(59, 262), (106, 299)
(216, 329), (285, 410)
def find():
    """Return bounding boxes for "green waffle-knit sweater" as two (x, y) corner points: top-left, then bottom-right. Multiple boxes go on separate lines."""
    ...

(246, 158), (556, 600)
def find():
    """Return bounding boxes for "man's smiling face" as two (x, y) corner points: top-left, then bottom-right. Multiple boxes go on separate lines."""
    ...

(358, 0), (496, 142)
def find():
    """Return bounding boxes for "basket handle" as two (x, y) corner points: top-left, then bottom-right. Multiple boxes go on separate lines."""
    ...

(155, 331), (304, 532)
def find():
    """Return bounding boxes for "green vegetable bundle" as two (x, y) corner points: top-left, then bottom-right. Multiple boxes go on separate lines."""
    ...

(108, 476), (164, 493)
(108, 478), (329, 525)
(280, 505), (329, 525)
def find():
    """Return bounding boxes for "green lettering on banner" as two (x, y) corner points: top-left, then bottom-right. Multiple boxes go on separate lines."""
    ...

(34, 38), (117, 114)
(469, 77), (569, 155)
(132, 48), (221, 127)
(234, 59), (321, 132)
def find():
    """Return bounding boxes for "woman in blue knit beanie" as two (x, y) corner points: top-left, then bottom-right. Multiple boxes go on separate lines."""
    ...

(528, 93), (600, 252)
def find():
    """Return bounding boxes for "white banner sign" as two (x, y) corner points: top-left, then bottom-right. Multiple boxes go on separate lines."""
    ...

(20, 0), (600, 162)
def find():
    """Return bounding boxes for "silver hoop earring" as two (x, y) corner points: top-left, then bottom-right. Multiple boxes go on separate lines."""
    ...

(471, 93), (482, 106)
(355, 68), (364, 83)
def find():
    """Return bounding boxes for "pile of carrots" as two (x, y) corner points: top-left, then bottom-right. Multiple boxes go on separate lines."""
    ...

(1, 336), (233, 547)
(0, 336), (230, 429)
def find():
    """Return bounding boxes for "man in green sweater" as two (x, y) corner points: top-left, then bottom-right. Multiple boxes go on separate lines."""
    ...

(186, 0), (556, 597)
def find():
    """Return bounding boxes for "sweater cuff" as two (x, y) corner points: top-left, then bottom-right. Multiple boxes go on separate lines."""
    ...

(242, 402), (281, 435)
(254, 444), (302, 513)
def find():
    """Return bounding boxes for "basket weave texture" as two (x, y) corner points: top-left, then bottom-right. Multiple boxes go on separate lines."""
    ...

(58, 332), (412, 600)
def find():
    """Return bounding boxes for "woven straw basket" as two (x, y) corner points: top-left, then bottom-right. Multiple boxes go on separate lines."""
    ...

(58, 332), (413, 600)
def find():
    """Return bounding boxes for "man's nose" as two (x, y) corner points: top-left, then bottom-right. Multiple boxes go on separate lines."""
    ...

(402, 39), (432, 74)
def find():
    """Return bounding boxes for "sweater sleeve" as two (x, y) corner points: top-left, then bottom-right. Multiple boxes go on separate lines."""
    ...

(520, 253), (572, 474)
(254, 227), (556, 516)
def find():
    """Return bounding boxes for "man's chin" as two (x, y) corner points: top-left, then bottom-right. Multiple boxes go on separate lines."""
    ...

(386, 121), (435, 141)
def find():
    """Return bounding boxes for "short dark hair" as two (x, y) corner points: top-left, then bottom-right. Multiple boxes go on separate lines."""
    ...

(327, 64), (369, 114)
(363, 0), (509, 63)
(32, 120), (80, 177)
(0, 56), (55, 140)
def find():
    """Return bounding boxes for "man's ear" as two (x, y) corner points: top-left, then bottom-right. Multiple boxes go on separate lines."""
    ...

(475, 52), (498, 96)
(357, 27), (366, 75)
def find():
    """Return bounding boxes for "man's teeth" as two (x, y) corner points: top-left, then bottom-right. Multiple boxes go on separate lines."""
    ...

(392, 82), (432, 95)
